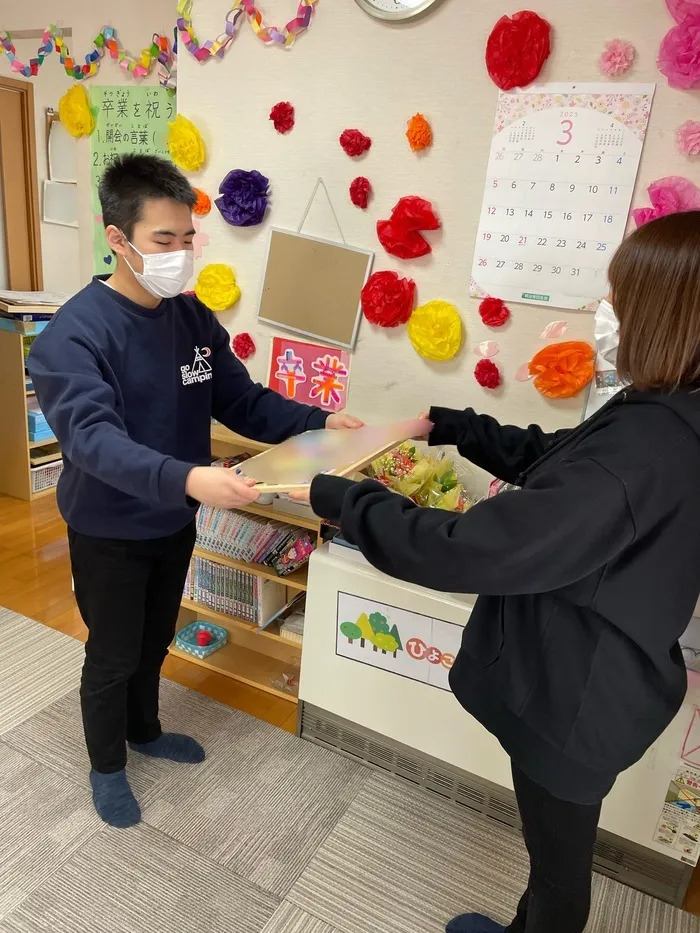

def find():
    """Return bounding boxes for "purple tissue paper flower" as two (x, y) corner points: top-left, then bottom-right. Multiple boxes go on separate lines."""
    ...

(215, 169), (270, 227)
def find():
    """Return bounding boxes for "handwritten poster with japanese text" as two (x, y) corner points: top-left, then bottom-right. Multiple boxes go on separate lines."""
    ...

(267, 336), (351, 413)
(89, 86), (175, 275)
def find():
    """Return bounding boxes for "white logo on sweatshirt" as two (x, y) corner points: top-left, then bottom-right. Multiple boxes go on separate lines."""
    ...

(181, 346), (212, 386)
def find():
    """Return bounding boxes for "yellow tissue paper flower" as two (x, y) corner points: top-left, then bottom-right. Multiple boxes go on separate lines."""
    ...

(195, 264), (241, 312)
(58, 85), (95, 139)
(407, 300), (463, 361)
(168, 114), (206, 172)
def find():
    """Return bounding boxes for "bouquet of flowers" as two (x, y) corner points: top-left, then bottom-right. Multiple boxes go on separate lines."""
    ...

(367, 443), (472, 513)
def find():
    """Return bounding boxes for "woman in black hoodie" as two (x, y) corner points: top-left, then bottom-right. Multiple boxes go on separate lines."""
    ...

(303, 212), (700, 933)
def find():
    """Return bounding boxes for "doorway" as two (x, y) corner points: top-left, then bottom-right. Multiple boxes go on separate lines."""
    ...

(0, 75), (43, 290)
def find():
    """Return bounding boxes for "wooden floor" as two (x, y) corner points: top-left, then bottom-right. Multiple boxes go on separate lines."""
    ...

(3, 491), (700, 914)
(0, 493), (298, 734)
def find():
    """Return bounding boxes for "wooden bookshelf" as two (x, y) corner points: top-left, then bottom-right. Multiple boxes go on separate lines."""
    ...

(170, 641), (299, 702)
(192, 546), (308, 591)
(169, 426), (319, 701)
(28, 436), (57, 450)
(243, 500), (321, 532)
(175, 600), (301, 701)
(0, 325), (61, 500)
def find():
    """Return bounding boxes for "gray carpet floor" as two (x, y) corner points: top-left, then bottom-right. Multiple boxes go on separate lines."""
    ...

(0, 606), (699, 932)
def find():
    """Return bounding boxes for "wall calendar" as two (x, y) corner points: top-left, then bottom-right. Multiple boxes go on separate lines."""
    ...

(470, 83), (655, 311)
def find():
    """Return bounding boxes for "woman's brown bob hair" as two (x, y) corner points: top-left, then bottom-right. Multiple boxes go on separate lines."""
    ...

(609, 210), (700, 392)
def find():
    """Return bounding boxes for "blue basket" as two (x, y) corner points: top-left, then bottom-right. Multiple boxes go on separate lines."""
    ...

(175, 621), (228, 660)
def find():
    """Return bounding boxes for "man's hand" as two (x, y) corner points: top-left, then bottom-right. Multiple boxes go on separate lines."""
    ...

(326, 412), (364, 430)
(413, 412), (432, 440)
(186, 466), (261, 509)
(287, 487), (311, 504)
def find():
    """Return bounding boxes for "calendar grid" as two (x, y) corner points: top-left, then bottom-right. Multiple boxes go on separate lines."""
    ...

(470, 83), (655, 311)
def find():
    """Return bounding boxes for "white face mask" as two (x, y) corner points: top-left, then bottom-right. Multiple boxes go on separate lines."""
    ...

(124, 240), (193, 299)
(594, 298), (619, 367)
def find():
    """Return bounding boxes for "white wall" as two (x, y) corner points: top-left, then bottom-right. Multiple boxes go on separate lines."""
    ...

(178, 0), (698, 433)
(11, 39), (77, 294)
(5, 2), (174, 290)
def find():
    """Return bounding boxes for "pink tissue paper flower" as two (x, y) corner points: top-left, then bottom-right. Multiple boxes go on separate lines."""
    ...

(658, 3), (700, 90)
(668, 0), (700, 23)
(599, 39), (636, 77)
(677, 120), (700, 155)
(632, 175), (700, 227)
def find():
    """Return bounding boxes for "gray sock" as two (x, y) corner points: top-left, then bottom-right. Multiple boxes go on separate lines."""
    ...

(89, 768), (141, 828)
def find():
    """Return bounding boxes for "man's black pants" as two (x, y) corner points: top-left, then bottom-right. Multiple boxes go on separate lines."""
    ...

(506, 764), (603, 933)
(68, 521), (196, 774)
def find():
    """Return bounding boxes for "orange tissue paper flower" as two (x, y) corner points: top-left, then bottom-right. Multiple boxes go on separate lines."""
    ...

(193, 188), (212, 216)
(406, 113), (433, 152)
(528, 341), (595, 399)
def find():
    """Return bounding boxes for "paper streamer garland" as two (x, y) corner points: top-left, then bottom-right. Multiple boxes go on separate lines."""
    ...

(0, 25), (174, 87)
(176, 0), (318, 59)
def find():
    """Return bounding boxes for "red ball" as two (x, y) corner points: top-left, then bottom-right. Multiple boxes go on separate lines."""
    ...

(196, 629), (213, 647)
(350, 176), (372, 209)
(232, 332), (256, 361)
(270, 101), (295, 134)
(479, 296), (510, 327)
(475, 358), (502, 389)
(340, 128), (372, 157)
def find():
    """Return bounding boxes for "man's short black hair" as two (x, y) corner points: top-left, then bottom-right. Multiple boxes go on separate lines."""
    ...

(98, 153), (197, 241)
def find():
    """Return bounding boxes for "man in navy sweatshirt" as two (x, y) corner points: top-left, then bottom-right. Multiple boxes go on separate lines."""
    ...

(27, 153), (361, 829)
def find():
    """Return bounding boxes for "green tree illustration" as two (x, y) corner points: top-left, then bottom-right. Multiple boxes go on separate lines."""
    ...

(340, 621), (362, 645)
(374, 632), (400, 656)
(355, 613), (374, 648)
(369, 612), (389, 637)
(389, 623), (403, 653)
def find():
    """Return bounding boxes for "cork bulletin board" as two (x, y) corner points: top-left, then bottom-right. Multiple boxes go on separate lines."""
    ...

(257, 228), (374, 350)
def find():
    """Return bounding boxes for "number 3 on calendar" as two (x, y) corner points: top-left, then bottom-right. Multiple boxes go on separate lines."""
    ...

(557, 119), (573, 146)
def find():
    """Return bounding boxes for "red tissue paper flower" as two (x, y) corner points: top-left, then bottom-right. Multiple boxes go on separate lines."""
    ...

(361, 270), (416, 328)
(479, 296), (511, 327)
(231, 332), (256, 361)
(485, 11), (552, 91)
(340, 128), (372, 157)
(376, 196), (441, 260)
(270, 101), (295, 134)
(350, 176), (372, 209)
(474, 358), (502, 389)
